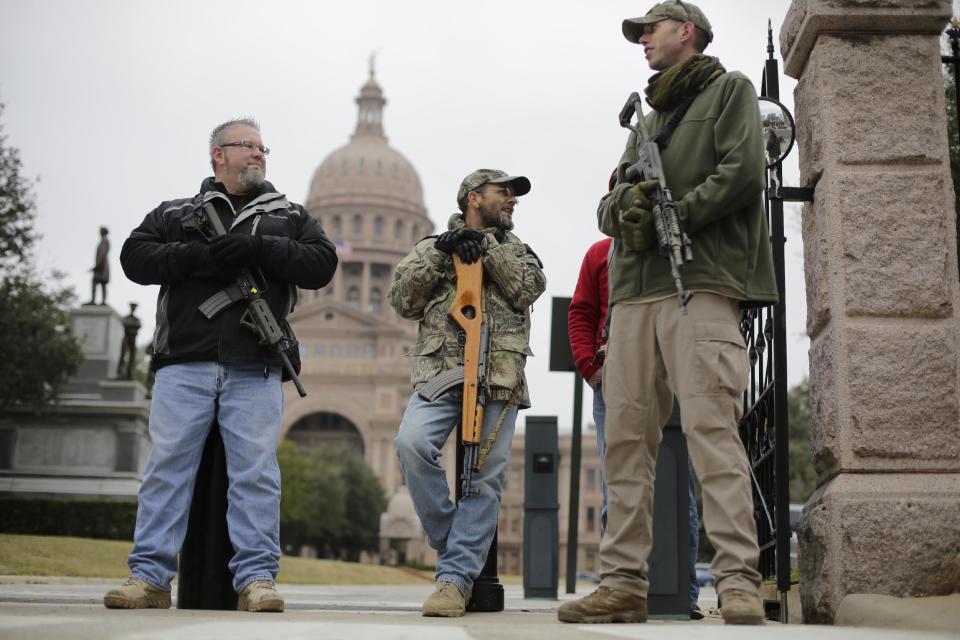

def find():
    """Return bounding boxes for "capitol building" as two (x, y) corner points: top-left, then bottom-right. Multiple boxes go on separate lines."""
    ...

(278, 68), (604, 577)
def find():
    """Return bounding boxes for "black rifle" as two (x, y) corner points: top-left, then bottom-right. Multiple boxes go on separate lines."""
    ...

(192, 197), (307, 397)
(619, 92), (694, 314)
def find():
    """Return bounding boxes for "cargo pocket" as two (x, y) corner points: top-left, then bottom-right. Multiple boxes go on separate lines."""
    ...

(488, 333), (532, 391)
(409, 333), (445, 387)
(692, 321), (749, 396)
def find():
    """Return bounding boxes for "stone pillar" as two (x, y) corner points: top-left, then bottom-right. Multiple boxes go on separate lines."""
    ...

(781, 0), (960, 623)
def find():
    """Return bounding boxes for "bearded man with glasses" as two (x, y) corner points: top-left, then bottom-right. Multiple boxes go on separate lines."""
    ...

(558, 0), (777, 626)
(105, 118), (337, 612)
(390, 169), (545, 617)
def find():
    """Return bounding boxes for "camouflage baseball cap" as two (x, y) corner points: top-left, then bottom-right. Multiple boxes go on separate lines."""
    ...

(456, 169), (531, 208)
(622, 0), (713, 44)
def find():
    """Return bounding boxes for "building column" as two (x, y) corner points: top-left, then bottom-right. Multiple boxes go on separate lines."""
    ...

(781, 0), (960, 622)
(361, 261), (371, 314)
(333, 261), (344, 303)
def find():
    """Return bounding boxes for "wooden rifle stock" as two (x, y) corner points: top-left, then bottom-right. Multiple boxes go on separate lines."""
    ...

(448, 254), (485, 497)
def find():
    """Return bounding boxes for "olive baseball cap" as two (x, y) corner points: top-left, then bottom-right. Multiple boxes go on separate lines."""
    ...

(622, 1), (713, 44)
(457, 169), (531, 209)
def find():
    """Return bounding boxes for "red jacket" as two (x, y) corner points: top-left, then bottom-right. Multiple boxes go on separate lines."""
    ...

(568, 238), (611, 381)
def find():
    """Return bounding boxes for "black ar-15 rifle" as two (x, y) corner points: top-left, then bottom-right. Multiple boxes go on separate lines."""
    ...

(619, 92), (694, 314)
(192, 196), (307, 397)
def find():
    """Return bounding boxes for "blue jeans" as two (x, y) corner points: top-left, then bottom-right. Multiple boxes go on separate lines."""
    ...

(594, 385), (700, 607)
(128, 362), (283, 593)
(394, 391), (518, 595)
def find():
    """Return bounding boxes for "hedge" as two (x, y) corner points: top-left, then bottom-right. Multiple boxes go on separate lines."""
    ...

(0, 497), (137, 540)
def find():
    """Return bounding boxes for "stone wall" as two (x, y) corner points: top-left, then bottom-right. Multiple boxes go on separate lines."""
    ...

(781, 0), (960, 622)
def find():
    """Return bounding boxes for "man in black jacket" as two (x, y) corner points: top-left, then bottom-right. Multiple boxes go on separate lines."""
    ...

(104, 118), (337, 613)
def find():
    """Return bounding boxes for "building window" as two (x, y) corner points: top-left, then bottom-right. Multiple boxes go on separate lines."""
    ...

(586, 468), (596, 491)
(394, 220), (403, 240)
(314, 345), (325, 357)
(411, 225), (419, 242)
(332, 215), (341, 239)
(330, 345), (341, 358)
(586, 506), (596, 533)
(352, 214), (363, 235)
(364, 345), (375, 359)
(347, 286), (360, 308)
(374, 216), (384, 237)
(369, 287), (382, 315)
(347, 345), (358, 358)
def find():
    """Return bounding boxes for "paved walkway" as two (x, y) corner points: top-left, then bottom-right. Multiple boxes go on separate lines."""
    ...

(0, 581), (955, 640)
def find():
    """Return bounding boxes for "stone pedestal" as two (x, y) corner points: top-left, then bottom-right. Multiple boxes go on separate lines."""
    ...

(0, 304), (150, 500)
(781, 0), (960, 622)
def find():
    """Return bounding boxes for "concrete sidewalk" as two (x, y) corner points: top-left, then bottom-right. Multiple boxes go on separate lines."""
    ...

(0, 581), (955, 640)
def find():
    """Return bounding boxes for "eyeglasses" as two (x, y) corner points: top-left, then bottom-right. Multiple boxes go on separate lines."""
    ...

(220, 141), (270, 155)
(483, 186), (516, 198)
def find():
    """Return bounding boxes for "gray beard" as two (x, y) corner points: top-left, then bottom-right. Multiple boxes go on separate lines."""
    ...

(480, 205), (513, 231)
(238, 167), (265, 191)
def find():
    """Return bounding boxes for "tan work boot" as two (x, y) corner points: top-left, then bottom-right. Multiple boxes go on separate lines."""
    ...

(103, 577), (171, 609)
(422, 581), (468, 617)
(237, 580), (284, 612)
(720, 588), (764, 624)
(557, 586), (648, 623)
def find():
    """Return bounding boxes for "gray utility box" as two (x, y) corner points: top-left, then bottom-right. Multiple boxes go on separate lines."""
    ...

(523, 415), (559, 599)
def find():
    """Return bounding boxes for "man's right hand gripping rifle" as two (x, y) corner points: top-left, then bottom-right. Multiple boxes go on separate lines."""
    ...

(418, 228), (489, 499)
(618, 92), (694, 313)
(190, 195), (307, 397)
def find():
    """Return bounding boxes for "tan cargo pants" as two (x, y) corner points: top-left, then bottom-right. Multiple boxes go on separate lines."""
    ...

(598, 292), (761, 598)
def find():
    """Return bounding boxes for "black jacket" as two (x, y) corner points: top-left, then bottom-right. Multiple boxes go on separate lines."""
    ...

(120, 178), (337, 371)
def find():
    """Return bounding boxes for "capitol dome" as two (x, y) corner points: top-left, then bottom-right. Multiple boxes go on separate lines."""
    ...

(306, 71), (426, 217)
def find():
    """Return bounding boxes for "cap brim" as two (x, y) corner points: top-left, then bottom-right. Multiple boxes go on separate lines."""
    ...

(622, 16), (664, 44)
(488, 175), (531, 197)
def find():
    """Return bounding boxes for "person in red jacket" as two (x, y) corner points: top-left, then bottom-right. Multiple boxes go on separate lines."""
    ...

(568, 176), (703, 620)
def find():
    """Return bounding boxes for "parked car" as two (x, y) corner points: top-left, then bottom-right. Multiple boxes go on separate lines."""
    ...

(789, 503), (803, 569)
(695, 562), (715, 587)
(576, 570), (601, 584)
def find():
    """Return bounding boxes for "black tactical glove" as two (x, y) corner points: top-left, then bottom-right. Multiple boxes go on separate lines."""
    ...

(434, 228), (485, 264)
(180, 242), (236, 282)
(210, 234), (264, 269)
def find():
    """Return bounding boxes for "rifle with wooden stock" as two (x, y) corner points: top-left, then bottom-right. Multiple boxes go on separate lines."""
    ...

(417, 254), (490, 499)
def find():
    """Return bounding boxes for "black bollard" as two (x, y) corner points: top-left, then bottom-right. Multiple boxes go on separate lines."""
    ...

(456, 435), (504, 612)
(177, 424), (237, 610)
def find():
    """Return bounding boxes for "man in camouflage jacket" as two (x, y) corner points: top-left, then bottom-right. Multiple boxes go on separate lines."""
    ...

(390, 169), (545, 617)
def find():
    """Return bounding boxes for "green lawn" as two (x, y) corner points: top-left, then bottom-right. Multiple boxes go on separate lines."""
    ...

(0, 534), (434, 584)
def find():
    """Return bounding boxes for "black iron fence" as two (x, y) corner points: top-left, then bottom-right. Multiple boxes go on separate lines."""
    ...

(736, 22), (794, 621)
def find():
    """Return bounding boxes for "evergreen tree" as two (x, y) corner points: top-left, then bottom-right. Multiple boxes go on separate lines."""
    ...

(0, 102), (83, 411)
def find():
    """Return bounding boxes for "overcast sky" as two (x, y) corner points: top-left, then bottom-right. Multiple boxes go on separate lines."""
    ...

(2, 0), (813, 429)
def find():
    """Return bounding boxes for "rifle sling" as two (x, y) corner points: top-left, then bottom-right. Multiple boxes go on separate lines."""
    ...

(653, 94), (696, 151)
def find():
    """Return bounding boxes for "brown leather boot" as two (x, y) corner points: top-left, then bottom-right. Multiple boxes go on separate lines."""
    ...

(557, 586), (648, 623)
(720, 588), (764, 624)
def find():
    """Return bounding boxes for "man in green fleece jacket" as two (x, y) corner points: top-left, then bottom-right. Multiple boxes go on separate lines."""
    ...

(558, 0), (777, 626)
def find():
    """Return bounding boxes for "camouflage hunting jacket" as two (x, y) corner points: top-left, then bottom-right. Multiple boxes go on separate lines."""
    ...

(389, 214), (546, 408)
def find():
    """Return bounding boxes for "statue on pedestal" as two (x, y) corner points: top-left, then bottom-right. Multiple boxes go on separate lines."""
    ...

(89, 226), (110, 305)
(117, 302), (141, 380)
